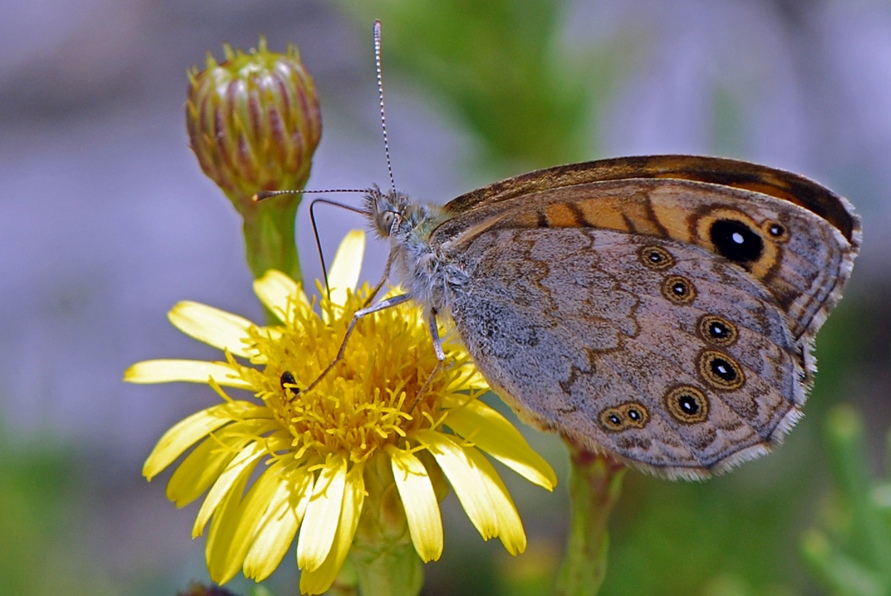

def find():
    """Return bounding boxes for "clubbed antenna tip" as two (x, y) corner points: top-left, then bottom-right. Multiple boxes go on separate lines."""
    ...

(373, 20), (397, 194)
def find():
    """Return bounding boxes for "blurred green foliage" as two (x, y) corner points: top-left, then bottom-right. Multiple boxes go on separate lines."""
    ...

(0, 432), (109, 594)
(801, 406), (891, 596)
(344, 0), (616, 172)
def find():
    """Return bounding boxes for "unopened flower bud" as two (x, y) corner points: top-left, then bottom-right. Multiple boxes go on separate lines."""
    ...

(186, 38), (321, 213)
(185, 38), (321, 284)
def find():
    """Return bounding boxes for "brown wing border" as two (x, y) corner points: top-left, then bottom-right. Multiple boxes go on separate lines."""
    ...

(443, 155), (860, 243)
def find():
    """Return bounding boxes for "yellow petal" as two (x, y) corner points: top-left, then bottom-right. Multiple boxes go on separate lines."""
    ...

(245, 463), (314, 581)
(142, 402), (265, 480)
(168, 301), (255, 358)
(167, 420), (282, 507)
(416, 430), (497, 540)
(299, 463), (366, 595)
(445, 364), (488, 391)
(326, 230), (365, 307)
(389, 447), (443, 562)
(445, 399), (556, 490)
(124, 359), (253, 390)
(166, 430), (242, 506)
(463, 444), (527, 555)
(205, 460), (253, 583)
(193, 440), (267, 537)
(297, 454), (347, 572)
(206, 459), (283, 583)
(254, 270), (311, 323)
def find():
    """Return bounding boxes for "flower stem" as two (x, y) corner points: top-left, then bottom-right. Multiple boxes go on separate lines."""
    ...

(556, 441), (626, 596)
(348, 540), (423, 596)
(241, 197), (302, 285)
(347, 454), (424, 596)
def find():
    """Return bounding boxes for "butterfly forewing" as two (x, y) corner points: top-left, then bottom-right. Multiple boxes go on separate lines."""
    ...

(441, 155), (859, 241)
(434, 163), (859, 343)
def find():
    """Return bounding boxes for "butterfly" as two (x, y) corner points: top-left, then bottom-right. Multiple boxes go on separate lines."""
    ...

(361, 154), (860, 479)
(258, 22), (861, 479)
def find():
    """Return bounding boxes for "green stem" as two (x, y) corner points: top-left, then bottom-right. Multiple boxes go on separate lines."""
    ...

(557, 441), (626, 596)
(241, 197), (302, 285)
(347, 540), (423, 596)
(346, 455), (424, 596)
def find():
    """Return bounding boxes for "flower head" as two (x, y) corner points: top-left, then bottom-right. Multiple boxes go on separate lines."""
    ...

(186, 37), (322, 211)
(185, 38), (322, 283)
(126, 231), (556, 594)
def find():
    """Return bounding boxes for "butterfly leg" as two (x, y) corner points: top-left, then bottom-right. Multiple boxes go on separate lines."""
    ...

(407, 309), (446, 413)
(361, 247), (398, 308)
(301, 293), (413, 394)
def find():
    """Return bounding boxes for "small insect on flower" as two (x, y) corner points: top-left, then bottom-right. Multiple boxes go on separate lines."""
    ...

(125, 231), (556, 594)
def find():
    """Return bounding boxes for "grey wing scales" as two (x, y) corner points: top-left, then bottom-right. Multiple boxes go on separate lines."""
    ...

(446, 227), (804, 479)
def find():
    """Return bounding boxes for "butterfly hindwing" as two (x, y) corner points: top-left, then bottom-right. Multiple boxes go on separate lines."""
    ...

(445, 226), (803, 478)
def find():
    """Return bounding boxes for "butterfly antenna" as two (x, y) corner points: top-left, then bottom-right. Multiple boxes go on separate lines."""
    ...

(253, 191), (369, 300)
(373, 20), (397, 194)
(254, 188), (367, 202)
(310, 197), (370, 299)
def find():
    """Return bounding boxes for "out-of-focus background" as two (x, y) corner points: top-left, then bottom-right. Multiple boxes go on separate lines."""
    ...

(2, 0), (890, 594)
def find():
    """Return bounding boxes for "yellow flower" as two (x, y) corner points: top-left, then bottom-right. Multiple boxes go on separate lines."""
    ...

(125, 231), (556, 594)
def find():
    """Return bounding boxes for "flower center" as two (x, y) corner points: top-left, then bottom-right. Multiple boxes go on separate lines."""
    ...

(249, 286), (460, 463)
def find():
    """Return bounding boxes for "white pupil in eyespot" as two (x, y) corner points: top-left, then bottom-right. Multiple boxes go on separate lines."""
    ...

(732, 232), (745, 244)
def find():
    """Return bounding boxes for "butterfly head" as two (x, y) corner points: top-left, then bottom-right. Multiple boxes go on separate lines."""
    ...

(365, 185), (431, 239)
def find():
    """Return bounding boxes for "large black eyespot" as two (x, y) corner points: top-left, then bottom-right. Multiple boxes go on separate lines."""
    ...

(709, 219), (763, 263)
(280, 371), (300, 396)
(662, 275), (697, 304)
(697, 350), (745, 391)
(639, 245), (675, 270)
(697, 314), (738, 347)
(664, 385), (709, 424)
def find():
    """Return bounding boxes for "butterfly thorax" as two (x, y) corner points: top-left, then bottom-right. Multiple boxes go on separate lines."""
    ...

(364, 187), (465, 315)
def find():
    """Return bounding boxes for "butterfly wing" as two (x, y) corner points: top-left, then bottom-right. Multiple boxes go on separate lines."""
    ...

(437, 157), (860, 345)
(430, 160), (859, 478)
(443, 155), (859, 242)
(445, 226), (804, 478)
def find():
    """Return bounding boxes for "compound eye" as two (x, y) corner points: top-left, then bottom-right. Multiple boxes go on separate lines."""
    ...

(380, 211), (398, 234)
